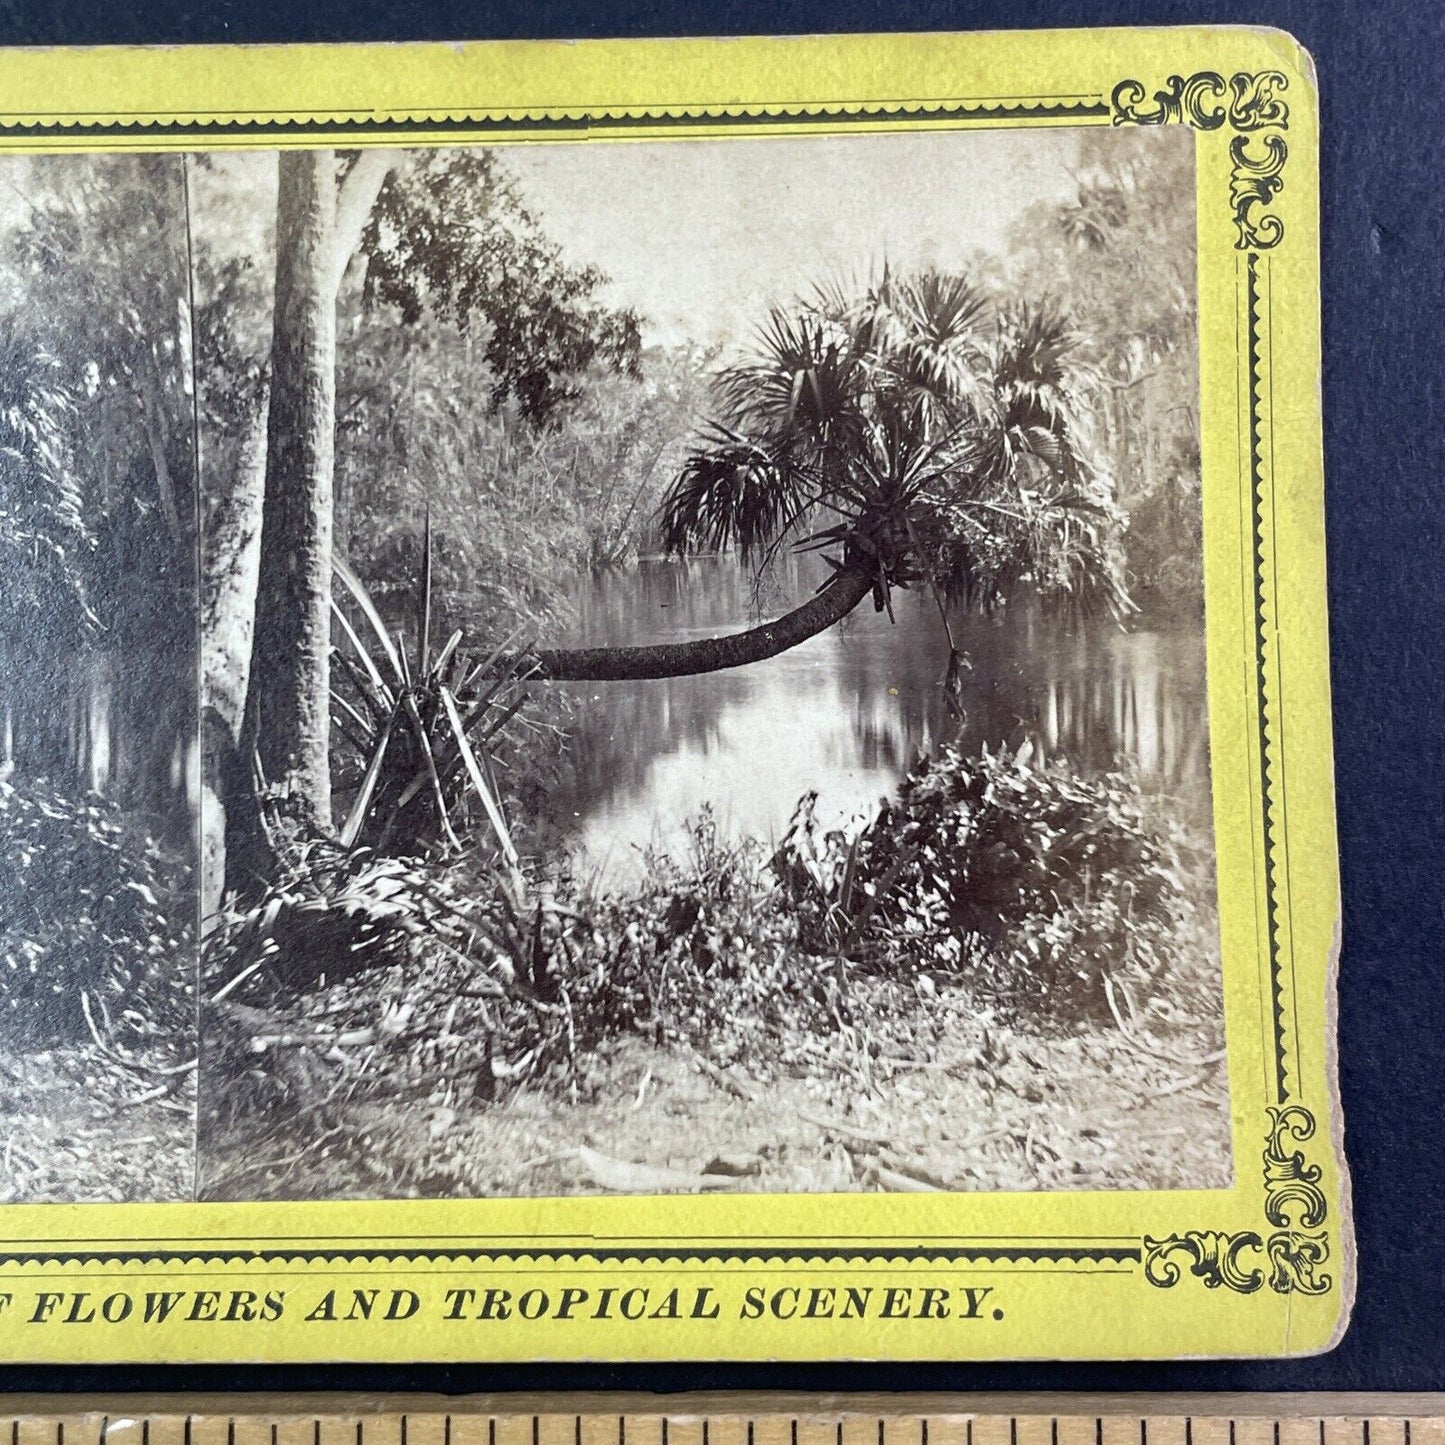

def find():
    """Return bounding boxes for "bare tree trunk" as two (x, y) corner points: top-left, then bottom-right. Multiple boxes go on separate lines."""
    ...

(243, 150), (392, 844)
(203, 396), (269, 743)
(247, 152), (341, 835)
(509, 561), (878, 682)
(140, 376), (184, 546)
(200, 397), (268, 917)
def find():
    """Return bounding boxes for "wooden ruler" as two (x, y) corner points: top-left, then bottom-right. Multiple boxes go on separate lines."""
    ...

(1, 1396), (1444, 1445)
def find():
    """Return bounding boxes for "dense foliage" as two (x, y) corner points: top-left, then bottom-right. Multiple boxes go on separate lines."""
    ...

(318, 152), (706, 647)
(0, 326), (96, 683)
(1007, 128), (1202, 609)
(0, 774), (192, 1047)
(0, 155), (196, 827)
(361, 151), (641, 426)
(200, 739), (1223, 1197)
(774, 745), (1211, 1023)
(208, 746), (1211, 1083)
(336, 339), (711, 638)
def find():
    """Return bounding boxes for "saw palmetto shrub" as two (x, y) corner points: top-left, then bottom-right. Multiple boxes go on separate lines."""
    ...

(0, 774), (192, 1047)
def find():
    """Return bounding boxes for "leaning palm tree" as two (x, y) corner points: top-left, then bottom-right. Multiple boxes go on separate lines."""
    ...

(515, 267), (1131, 682)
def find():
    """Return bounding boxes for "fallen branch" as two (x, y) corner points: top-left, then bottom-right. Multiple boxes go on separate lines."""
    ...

(1102, 976), (1227, 1070)
(686, 1045), (758, 1102)
(870, 1162), (944, 1193)
(879, 1151), (952, 1190)
(798, 1110), (892, 1146)
(1146, 1069), (1210, 1100)
(573, 1146), (735, 1194)
(80, 991), (198, 1079)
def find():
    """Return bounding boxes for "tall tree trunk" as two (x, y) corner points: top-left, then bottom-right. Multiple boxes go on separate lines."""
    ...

(203, 395), (270, 743)
(514, 561), (878, 682)
(242, 150), (392, 843)
(248, 152), (341, 835)
(199, 396), (268, 918)
(140, 376), (184, 546)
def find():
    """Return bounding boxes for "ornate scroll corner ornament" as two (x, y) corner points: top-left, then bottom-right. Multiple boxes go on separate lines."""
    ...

(1108, 69), (1290, 130)
(1230, 133), (1288, 250)
(1262, 1104), (1327, 1228)
(1144, 1106), (1333, 1296)
(1109, 70), (1290, 250)
(1265, 1231), (1331, 1295)
(1261, 1103), (1333, 1295)
(1142, 1230), (1264, 1292)
(1227, 71), (1291, 130)
(1110, 72), (1229, 128)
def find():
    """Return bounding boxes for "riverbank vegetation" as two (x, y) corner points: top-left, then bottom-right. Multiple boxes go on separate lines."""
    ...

(199, 747), (1226, 1200)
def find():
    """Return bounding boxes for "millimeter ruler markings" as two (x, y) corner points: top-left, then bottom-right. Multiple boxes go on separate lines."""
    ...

(2, 1398), (1445, 1445)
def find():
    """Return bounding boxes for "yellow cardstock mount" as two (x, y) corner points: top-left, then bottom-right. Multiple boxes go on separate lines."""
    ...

(0, 26), (1346, 1363)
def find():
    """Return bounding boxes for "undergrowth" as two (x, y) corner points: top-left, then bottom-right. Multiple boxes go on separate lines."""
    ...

(0, 774), (194, 1051)
(775, 744), (1215, 1024)
(199, 747), (1221, 1174)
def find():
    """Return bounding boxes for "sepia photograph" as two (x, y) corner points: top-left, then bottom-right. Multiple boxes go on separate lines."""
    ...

(0, 125), (1228, 1204)
(192, 126), (1227, 1202)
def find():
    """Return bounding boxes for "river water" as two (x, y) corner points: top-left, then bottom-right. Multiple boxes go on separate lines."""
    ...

(550, 555), (1211, 883)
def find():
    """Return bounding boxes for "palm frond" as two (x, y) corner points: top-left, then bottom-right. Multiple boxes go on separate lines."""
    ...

(439, 684), (520, 871)
(338, 704), (398, 849)
(658, 269), (1127, 621)
(713, 308), (872, 451)
(332, 553), (403, 684)
(330, 540), (534, 860)
(864, 268), (994, 419)
(660, 424), (818, 556)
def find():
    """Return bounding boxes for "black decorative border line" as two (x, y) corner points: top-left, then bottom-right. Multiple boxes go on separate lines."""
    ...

(0, 1244), (1137, 1268)
(1110, 70), (1290, 248)
(0, 81), (1331, 1298)
(1109, 78), (1332, 1297)
(1135, 256), (1329, 1295)
(1244, 251), (1297, 1106)
(1060, 78), (1305, 1117)
(0, 97), (1108, 142)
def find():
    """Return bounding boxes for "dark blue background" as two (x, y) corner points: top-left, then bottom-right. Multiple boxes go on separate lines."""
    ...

(0, 0), (1440, 1396)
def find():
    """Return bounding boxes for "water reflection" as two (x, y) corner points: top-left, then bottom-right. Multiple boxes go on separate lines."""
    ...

(552, 556), (1211, 883)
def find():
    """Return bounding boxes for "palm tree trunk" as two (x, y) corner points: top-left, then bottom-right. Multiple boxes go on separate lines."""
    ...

(516, 561), (877, 682)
